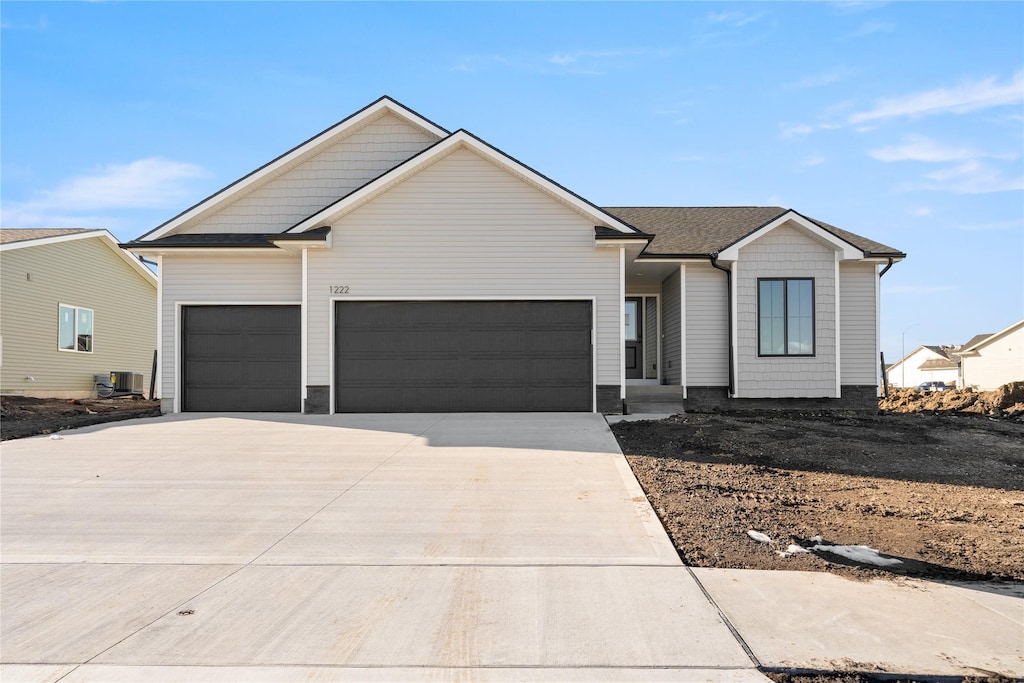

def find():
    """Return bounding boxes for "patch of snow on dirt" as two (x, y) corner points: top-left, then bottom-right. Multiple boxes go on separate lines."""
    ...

(811, 543), (903, 567)
(747, 530), (774, 544)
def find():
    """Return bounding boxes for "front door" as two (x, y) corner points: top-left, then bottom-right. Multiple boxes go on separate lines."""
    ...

(625, 297), (643, 379)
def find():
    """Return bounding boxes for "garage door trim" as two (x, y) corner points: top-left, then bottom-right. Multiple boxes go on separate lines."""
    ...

(175, 300), (302, 413)
(329, 296), (597, 414)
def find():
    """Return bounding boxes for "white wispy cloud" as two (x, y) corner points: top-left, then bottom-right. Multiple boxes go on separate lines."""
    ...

(954, 219), (1022, 231)
(0, 15), (49, 31)
(1, 158), (209, 227)
(784, 68), (851, 90)
(780, 122), (842, 138)
(850, 72), (1024, 124)
(703, 10), (767, 27)
(919, 160), (1024, 194)
(867, 135), (1007, 163)
(453, 48), (672, 75)
(850, 21), (895, 37)
(831, 1), (890, 14)
(884, 284), (958, 294)
(800, 155), (826, 167)
(693, 9), (774, 48)
(910, 207), (932, 217)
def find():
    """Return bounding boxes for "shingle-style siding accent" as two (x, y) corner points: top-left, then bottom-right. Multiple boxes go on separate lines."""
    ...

(685, 264), (729, 386)
(961, 324), (1024, 390)
(736, 223), (838, 398)
(661, 268), (681, 385)
(178, 113), (440, 235)
(306, 147), (621, 390)
(159, 254), (301, 403)
(840, 263), (878, 387)
(0, 238), (156, 398)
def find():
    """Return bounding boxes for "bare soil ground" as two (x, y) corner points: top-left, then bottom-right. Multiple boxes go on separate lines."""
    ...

(612, 399), (1024, 582)
(1, 396), (161, 441)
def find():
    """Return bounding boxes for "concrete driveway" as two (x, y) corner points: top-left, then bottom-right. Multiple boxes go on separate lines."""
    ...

(1, 413), (761, 682)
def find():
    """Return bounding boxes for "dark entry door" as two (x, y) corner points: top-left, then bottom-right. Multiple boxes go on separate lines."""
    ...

(182, 305), (300, 412)
(335, 300), (592, 412)
(625, 297), (643, 379)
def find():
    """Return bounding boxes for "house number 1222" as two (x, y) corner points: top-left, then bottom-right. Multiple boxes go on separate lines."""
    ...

(330, 285), (350, 294)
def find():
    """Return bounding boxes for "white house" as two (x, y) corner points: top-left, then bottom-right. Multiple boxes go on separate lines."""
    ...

(887, 345), (958, 388)
(959, 320), (1024, 391)
(124, 97), (905, 414)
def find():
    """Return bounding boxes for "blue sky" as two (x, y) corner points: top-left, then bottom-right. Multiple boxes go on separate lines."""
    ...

(2, 1), (1021, 362)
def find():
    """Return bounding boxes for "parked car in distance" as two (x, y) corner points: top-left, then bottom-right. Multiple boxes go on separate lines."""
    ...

(918, 381), (954, 392)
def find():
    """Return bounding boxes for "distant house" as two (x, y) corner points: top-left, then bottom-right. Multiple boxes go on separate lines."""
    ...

(0, 229), (157, 399)
(887, 345), (958, 388)
(958, 320), (1024, 391)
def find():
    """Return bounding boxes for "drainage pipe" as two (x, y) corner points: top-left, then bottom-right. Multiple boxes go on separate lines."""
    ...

(709, 253), (734, 397)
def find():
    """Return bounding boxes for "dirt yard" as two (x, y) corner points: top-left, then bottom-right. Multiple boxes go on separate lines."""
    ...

(0, 396), (162, 441)
(613, 405), (1024, 582)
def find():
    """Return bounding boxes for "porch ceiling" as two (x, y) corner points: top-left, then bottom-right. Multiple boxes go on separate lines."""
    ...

(625, 260), (680, 285)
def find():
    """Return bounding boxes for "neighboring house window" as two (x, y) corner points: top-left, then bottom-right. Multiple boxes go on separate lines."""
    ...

(58, 304), (94, 353)
(758, 278), (814, 356)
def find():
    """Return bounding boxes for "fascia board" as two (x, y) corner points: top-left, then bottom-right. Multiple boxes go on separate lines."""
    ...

(124, 246), (287, 257)
(0, 230), (106, 252)
(717, 211), (863, 261)
(289, 131), (640, 235)
(139, 97), (448, 242)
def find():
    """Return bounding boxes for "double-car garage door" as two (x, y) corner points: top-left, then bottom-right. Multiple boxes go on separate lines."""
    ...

(182, 301), (592, 413)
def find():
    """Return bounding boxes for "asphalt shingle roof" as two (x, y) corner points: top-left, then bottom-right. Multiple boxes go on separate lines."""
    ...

(0, 228), (98, 245)
(601, 207), (904, 257)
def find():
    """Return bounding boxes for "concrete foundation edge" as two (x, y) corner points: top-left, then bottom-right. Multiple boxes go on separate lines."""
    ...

(685, 385), (879, 412)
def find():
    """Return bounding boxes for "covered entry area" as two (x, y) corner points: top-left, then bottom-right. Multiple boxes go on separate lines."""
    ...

(180, 305), (301, 412)
(334, 300), (593, 412)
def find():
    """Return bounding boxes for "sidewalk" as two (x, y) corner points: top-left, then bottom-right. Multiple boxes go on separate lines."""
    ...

(694, 567), (1023, 679)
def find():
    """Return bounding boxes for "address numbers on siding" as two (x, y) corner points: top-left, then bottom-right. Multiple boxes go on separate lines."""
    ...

(330, 285), (350, 294)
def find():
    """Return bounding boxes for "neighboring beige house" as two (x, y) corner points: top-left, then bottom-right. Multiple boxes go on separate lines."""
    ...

(887, 345), (959, 388)
(124, 96), (905, 415)
(0, 229), (157, 398)
(959, 320), (1024, 391)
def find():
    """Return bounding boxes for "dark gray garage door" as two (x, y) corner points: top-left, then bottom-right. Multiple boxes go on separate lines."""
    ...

(182, 305), (300, 412)
(335, 301), (592, 412)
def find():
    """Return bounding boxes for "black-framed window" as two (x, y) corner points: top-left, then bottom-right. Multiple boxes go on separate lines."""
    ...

(58, 304), (94, 353)
(758, 278), (814, 356)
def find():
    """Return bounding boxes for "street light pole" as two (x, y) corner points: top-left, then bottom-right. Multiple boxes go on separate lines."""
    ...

(902, 323), (919, 388)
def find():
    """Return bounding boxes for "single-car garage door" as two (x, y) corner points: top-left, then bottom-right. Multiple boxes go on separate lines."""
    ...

(182, 305), (300, 412)
(335, 300), (592, 412)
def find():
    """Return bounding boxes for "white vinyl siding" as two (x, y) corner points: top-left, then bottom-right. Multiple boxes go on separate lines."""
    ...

(685, 264), (729, 386)
(178, 113), (440, 235)
(839, 263), (878, 385)
(159, 254), (301, 402)
(661, 268), (681, 385)
(961, 324), (1024, 391)
(736, 223), (837, 398)
(306, 147), (621, 389)
(0, 238), (156, 398)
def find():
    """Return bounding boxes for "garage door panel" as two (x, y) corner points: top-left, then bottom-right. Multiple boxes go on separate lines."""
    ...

(183, 305), (300, 412)
(335, 301), (592, 413)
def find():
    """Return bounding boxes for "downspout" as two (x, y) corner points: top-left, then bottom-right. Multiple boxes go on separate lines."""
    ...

(709, 253), (734, 397)
(878, 256), (894, 278)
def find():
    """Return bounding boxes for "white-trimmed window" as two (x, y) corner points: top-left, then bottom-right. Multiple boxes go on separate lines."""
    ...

(758, 278), (814, 356)
(58, 305), (94, 353)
